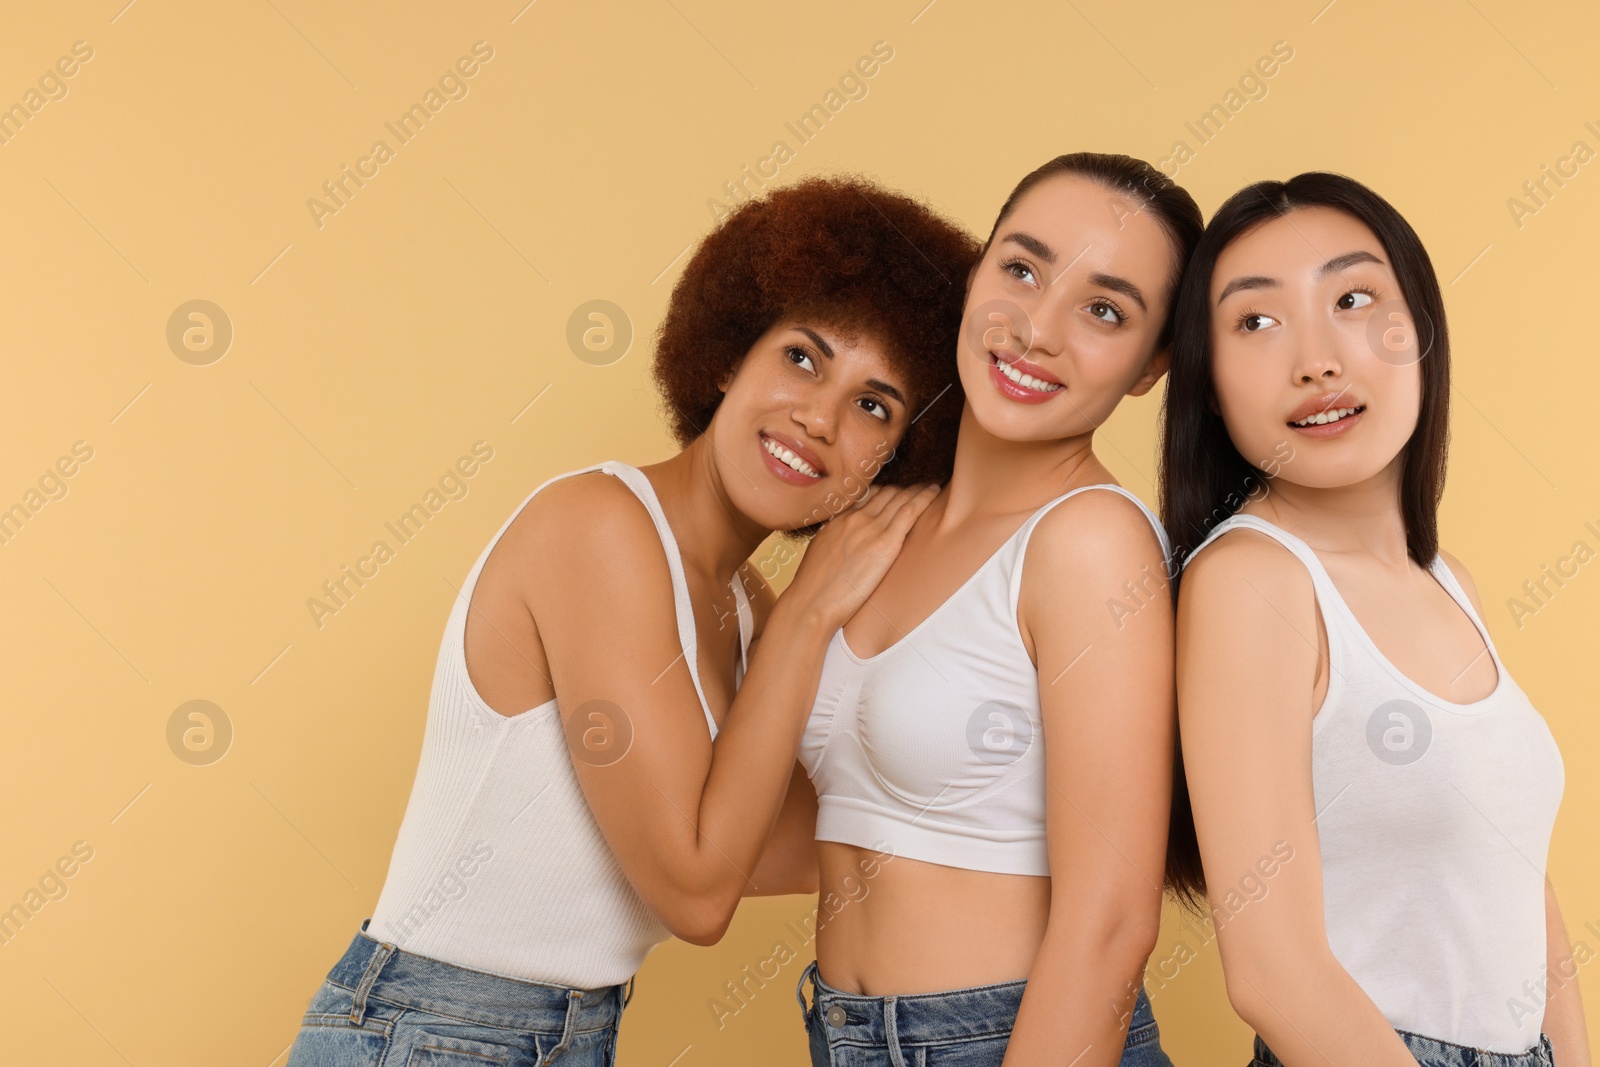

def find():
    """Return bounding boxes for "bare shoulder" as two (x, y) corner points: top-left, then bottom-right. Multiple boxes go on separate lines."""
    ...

(1025, 485), (1166, 575)
(1178, 524), (1316, 626)
(501, 470), (671, 600)
(1436, 546), (1488, 619)
(1018, 487), (1173, 648)
(515, 469), (657, 549)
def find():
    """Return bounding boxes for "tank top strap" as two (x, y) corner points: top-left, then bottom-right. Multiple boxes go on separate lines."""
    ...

(1007, 483), (1173, 616)
(1185, 512), (1334, 589)
(1185, 511), (1350, 599)
(1183, 512), (1365, 690)
(1424, 552), (1504, 669)
(594, 461), (723, 740)
(731, 568), (754, 686)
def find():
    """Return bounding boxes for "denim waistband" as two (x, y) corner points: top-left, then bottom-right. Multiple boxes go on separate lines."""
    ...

(796, 958), (1158, 1046)
(1253, 1029), (1554, 1067)
(326, 918), (630, 1035)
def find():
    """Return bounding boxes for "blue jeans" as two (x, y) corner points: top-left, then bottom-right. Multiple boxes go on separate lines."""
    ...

(1252, 1029), (1555, 1067)
(285, 919), (630, 1066)
(798, 959), (1174, 1066)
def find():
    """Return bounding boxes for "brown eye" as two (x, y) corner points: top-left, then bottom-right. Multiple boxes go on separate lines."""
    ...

(858, 397), (891, 422)
(1087, 300), (1124, 325)
(786, 345), (817, 372)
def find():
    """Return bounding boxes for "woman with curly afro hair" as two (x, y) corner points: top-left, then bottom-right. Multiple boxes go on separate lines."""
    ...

(285, 176), (979, 1067)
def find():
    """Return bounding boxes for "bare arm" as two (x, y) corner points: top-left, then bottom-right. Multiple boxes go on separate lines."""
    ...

(535, 477), (936, 944)
(1177, 531), (1415, 1064)
(745, 760), (820, 896)
(737, 571), (821, 897)
(1001, 493), (1171, 1067)
(1542, 878), (1594, 1065)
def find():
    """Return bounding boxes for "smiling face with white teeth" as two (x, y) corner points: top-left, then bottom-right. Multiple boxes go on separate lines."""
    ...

(1210, 206), (1423, 492)
(955, 173), (1180, 444)
(707, 317), (913, 531)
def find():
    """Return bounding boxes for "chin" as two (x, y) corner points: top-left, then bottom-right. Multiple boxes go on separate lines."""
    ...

(968, 395), (1073, 443)
(725, 478), (827, 533)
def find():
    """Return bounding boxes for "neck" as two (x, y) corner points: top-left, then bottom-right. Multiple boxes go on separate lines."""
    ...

(1244, 456), (1411, 565)
(638, 437), (773, 586)
(937, 401), (1110, 527)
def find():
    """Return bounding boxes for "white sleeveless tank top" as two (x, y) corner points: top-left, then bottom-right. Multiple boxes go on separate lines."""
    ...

(800, 484), (1170, 877)
(367, 460), (753, 987)
(1185, 512), (1564, 1052)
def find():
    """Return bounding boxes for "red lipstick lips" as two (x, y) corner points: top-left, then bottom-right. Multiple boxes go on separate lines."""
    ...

(988, 350), (1063, 405)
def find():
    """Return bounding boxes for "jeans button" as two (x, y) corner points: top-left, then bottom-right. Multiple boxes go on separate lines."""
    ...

(825, 1005), (846, 1029)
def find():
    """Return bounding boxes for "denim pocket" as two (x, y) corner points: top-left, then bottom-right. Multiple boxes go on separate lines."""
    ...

(285, 981), (398, 1066)
(402, 1030), (515, 1066)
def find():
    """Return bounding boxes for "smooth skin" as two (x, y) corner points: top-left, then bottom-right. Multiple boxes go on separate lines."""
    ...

(462, 317), (941, 945)
(813, 174), (1182, 1067)
(1179, 206), (1591, 1064)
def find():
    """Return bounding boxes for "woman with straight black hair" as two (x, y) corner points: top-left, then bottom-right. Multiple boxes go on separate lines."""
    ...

(1162, 172), (1590, 1066)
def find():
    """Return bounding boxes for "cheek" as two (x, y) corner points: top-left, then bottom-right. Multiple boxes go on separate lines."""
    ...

(1211, 347), (1278, 445)
(1373, 360), (1425, 442)
(839, 415), (899, 474)
(723, 358), (799, 417)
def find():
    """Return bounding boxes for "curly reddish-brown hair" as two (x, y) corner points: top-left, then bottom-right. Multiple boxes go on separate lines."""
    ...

(652, 176), (979, 490)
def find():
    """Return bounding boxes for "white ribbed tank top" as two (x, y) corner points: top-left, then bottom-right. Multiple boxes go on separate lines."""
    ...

(368, 460), (753, 988)
(1185, 513), (1564, 1052)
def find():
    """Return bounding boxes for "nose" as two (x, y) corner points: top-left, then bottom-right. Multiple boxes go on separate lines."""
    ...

(1024, 288), (1070, 359)
(1291, 321), (1344, 384)
(791, 392), (838, 444)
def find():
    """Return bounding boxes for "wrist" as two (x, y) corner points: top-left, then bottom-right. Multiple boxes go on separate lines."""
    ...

(767, 594), (838, 645)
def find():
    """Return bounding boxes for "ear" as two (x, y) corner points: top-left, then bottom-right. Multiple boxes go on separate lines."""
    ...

(1127, 344), (1171, 398)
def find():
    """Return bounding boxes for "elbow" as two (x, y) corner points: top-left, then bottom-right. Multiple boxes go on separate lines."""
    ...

(1217, 934), (1326, 1031)
(660, 892), (738, 947)
(1222, 968), (1278, 1032)
(1116, 910), (1162, 973)
(1045, 899), (1163, 977)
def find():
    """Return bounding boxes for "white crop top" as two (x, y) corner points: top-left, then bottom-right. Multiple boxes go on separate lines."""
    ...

(799, 484), (1170, 877)
(1185, 513), (1564, 1052)
(367, 460), (753, 988)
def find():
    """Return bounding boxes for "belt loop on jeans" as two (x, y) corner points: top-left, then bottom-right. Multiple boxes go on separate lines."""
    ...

(348, 940), (397, 1026)
(539, 990), (584, 1066)
(883, 995), (907, 1067)
(795, 960), (818, 1025)
(622, 974), (637, 1010)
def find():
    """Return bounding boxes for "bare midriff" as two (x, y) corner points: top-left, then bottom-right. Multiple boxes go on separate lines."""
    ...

(813, 841), (1051, 995)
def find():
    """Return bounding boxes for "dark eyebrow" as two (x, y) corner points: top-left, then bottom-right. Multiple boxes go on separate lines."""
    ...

(1000, 231), (1055, 264)
(1317, 250), (1384, 276)
(796, 326), (835, 360)
(1088, 271), (1148, 312)
(1004, 233), (1146, 311)
(1217, 249), (1388, 305)
(1216, 274), (1278, 303)
(795, 326), (907, 409)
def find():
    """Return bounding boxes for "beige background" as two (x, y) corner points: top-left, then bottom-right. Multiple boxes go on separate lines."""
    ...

(1, 0), (1595, 1063)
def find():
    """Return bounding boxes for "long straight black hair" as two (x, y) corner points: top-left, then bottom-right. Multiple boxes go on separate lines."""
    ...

(1159, 172), (1452, 909)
